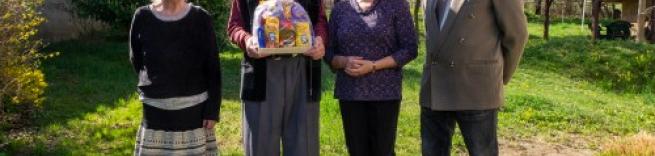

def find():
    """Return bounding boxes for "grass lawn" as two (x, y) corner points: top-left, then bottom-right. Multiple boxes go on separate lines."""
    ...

(2, 21), (655, 155)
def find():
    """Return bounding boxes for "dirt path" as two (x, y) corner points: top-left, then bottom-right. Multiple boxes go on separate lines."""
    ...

(499, 139), (596, 156)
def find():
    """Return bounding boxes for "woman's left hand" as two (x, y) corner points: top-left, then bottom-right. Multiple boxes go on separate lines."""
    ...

(304, 37), (325, 60)
(345, 60), (374, 77)
(203, 120), (216, 129)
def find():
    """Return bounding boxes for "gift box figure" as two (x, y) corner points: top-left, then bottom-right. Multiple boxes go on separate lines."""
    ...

(252, 0), (314, 54)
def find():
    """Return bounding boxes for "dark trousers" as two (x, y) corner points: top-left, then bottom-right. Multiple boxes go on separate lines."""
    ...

(421, 107), (499, 156)
(339, 100), (401, 156)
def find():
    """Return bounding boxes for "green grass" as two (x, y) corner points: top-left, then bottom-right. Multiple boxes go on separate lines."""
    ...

(2, 21), (655, 155)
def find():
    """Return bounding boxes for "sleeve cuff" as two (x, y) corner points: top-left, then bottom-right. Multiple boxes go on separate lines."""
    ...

(324, 50), (336, 66)
(202, 99), (220, 121)
(391, 50), (410, 67)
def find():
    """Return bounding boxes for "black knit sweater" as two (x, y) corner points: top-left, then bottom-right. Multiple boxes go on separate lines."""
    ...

(129, 5), (221, 121)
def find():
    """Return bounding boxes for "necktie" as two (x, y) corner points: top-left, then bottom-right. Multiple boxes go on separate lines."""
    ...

(436, 0), (449, 30)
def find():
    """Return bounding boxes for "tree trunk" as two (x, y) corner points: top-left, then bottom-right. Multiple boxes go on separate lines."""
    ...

(0, 97), (4, 115)
(580, 0), (585, 12)
(414, 0), (421, 32)
(592, 0), (601, 41)
(637, 0), (647, 42)
(580, 0), (587, 18)
(566, 0), (575, 17)
(536, 0), (543, 15)
(544, 0), (554, 39)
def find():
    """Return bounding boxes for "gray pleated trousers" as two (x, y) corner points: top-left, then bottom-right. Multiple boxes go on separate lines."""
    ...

(242, 56), (320, 156)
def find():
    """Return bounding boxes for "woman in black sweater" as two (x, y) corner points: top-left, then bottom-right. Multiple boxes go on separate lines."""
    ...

(129, 0), (221, 155)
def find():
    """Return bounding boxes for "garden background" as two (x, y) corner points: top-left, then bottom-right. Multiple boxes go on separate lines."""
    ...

(1, 0), (655, 155)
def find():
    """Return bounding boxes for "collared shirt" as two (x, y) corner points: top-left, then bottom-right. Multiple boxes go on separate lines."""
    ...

(438, 0), (465, 29)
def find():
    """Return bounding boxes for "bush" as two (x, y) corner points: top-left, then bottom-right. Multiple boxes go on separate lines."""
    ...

(0, 0), (54, 128)
(525, 11), (541, 22)
(70, 0), (230, 48)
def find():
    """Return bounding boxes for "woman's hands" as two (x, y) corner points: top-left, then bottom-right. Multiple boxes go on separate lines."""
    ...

(332, 56), (375, 77)
(332, 55), (398, 77)
(345, 59), (375, 77)
(203, 120), (216, 130)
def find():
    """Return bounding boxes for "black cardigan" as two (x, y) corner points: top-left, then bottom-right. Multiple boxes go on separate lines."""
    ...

(129, 6), (222, 120)
(239, 0), (322, 102)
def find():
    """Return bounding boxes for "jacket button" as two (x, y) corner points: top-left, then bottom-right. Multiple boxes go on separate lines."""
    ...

(449, 61), (455, 68)
(469, 14), (476, 19)
(459, 38), (466, 44)
(431, 61), (437, 65)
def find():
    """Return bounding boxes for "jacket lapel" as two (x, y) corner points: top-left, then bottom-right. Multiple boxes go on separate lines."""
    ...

(425, 0), (439, 58)
(434, 0), (465, 52)
(425, 0), (438, 40)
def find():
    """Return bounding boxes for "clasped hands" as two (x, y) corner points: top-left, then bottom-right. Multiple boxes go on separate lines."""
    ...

(246, 36), (325, 60)
(334, 56), (376, 77)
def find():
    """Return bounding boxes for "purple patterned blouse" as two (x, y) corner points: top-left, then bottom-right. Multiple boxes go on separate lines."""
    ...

(325, 0), (418, 101)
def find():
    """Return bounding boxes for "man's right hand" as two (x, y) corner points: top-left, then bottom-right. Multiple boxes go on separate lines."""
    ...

(246, 37), (269, 59)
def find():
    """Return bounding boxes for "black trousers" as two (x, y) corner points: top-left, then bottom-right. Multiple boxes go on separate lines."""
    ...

(339, 100), (401, 156)
(421, 107), (499, 156)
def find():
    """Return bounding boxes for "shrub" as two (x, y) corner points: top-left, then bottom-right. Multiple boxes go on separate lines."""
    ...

(525, 11), (541, 22)
(0, 0), (54, 128)
(70, 0), (230, 48)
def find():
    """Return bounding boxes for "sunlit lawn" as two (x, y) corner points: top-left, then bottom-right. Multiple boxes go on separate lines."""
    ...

(2, 21), (655, 155)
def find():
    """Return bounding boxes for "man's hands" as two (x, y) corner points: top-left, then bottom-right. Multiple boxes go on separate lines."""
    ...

(246, 37), (269, 59)
(304, 37), (325, 60)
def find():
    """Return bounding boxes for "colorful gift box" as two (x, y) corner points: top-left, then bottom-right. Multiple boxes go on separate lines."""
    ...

(252, 0), (314, 55)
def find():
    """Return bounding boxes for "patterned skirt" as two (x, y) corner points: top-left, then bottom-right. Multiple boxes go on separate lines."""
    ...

(134, 95), (218, 156)
(134, 125), (217, 156)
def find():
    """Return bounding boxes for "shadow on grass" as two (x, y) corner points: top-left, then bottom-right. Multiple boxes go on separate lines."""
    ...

(217, 46), (245, 101)
(0, 40), (138, 154)
(34, 40), (138, 126)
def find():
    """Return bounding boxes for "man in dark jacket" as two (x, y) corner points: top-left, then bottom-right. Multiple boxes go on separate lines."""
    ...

(420, 0), (529, 155)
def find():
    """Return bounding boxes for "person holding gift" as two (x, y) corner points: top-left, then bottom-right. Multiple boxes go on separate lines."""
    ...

(129, 0), (221, 155)
(227, 0), (328, 155)
(324, 0), (418, 155)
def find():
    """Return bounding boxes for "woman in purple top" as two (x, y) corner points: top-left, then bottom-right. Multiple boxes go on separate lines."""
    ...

(325, 0), (417, 154)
